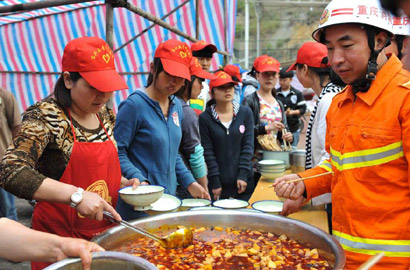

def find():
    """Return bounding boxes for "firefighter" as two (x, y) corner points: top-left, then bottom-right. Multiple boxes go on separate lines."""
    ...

(274, 0), (410, 269)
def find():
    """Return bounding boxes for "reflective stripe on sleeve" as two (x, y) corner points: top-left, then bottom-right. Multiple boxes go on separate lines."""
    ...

(330, 141), (403, 171)
(318, 160), (332, 172)
(333, 230), (410, 257)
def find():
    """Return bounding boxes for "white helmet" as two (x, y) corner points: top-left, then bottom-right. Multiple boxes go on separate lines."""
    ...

(312, 0), (394, 42)
(392, 16), (410, 36)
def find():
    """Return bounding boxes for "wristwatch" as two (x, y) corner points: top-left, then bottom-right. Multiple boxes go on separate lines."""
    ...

(70, 187), (84, 208)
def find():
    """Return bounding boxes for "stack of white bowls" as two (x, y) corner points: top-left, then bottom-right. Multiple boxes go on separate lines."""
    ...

(259, 159), (286, 182)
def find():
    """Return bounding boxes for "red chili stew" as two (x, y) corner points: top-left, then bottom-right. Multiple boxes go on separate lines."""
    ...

(114, 226), (332, 270)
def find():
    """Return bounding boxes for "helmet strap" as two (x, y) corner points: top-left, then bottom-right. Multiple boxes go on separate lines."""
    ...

(396, 35), (405, 60)
(352, 27), (390, 93)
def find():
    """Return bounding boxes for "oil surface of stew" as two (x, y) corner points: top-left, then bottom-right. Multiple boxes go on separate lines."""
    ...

(114, 226), (332, 270)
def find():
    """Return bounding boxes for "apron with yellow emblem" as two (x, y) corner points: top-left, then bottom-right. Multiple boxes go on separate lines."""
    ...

(31, 111), (121, 270)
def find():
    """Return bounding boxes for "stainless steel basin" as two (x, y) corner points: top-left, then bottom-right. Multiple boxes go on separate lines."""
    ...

(43, 251), (157, 270)
(92, 210), (345, 269)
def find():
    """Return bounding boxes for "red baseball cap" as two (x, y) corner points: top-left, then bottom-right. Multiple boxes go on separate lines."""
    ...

(62, 37), (128, 92)
(253, 54), (268, 69)
(224, 64), (242, 82)
(287, 42), (329, 71)
(209, 71), (238, 90)
(191, 40), (217, 53)
(155, 39), (192, 81)
(190, 57), (216, 80)
(254, 56), (280, 73)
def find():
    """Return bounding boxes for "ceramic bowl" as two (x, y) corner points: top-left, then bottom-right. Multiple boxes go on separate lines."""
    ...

(260, 168), (286, 173)
(259, 160), (287, 173)
(145, 194), (182, 216)
(235, 208), (264, 213)
(260, 170), (286, 181)
(189, 206), (224, 211)
(119, 185), (164, 211)
(262, 151), (290, 169)
(258, 159), (285, 167)
(251, 200), (284, 214)
(212, 199), (249, 209)
(180, 198), (212, 211)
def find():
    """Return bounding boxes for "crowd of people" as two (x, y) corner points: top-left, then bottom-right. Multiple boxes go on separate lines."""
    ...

(0, 0), (409, 269)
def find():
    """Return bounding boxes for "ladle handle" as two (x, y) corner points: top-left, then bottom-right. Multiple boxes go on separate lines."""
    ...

(102, 210), (163, 243)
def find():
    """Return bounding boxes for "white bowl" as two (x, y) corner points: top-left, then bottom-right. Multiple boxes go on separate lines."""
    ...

(259, 165), (286, 171)
(259, 159), (285, 166)
(119, 185), (164, 211)
(235, 208), (263, 213)
(189, 206), (223, 211)
(145, 194), (182, 216)
(260, 168), (286, 173)
(260, 170), (286, 181)
(180, 199), (212, 211)
(212, 199), (249, 209)
(252, 200), (284, 214)
(263, 151), (290, 169)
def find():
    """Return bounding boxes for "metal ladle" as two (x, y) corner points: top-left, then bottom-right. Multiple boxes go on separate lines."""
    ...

(103, 211), (193, 248)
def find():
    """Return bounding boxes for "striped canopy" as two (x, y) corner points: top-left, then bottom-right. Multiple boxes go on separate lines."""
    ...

(0, 0), (237, 112)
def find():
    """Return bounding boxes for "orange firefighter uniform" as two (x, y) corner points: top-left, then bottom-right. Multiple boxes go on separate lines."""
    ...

(299, 54), (410, 270)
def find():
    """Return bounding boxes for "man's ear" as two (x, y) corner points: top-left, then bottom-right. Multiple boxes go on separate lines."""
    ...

(63, 72), (73, 89)
(375, 31), (389, 51)
(403, 37), (410, 52)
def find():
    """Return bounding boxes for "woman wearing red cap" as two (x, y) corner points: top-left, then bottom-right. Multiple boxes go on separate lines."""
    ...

(281, 42), (343, 232)
(114, 40), (210, 220)
(223, 64), (244, 104)
(241, 55), (266, 100)
(242, 56), (293, 184)
(199, 71), (255, 201)
(174, 57), (216, 198)
(0, 36), (130, 270)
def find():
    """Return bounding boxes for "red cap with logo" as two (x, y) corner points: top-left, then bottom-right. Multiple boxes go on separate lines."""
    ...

(224, 64), (242, 82)
(254, 56), (280, 73)
(155, 39), (192, 81)
(191, 40), (217, 53)
(209, 71), (238, 90)
(287, 42), (329, 71)
(62, 37), (128, 92)
(253, 55), (268, 69)
(190, 57), (216, 80)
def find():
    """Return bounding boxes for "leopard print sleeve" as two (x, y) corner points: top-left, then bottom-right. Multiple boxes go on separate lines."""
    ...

(0, 100), (55, 199)
(0, 98), (117, 200)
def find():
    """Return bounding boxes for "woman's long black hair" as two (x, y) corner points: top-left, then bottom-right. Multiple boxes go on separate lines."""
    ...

(53, 72), (82, 108)
(175, 75), (199, 100)
(146, 57), (164, 88)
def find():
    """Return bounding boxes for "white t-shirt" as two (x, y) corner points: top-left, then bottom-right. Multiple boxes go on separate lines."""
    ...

(281, 89), (291, 97)
(221, 120), (232, 129)
(310, 92), (338, 206)
(197, 81), (210, 108)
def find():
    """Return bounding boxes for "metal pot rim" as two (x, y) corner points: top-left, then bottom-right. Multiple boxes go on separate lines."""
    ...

(93, 210), (345, 269)
(43, 251), (157, 270)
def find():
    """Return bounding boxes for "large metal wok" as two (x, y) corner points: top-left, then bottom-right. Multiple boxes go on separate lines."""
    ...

(92, 210), (345, 269)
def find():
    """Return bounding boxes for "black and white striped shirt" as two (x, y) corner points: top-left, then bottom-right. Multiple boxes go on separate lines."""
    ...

(305, 82), (342, 169)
